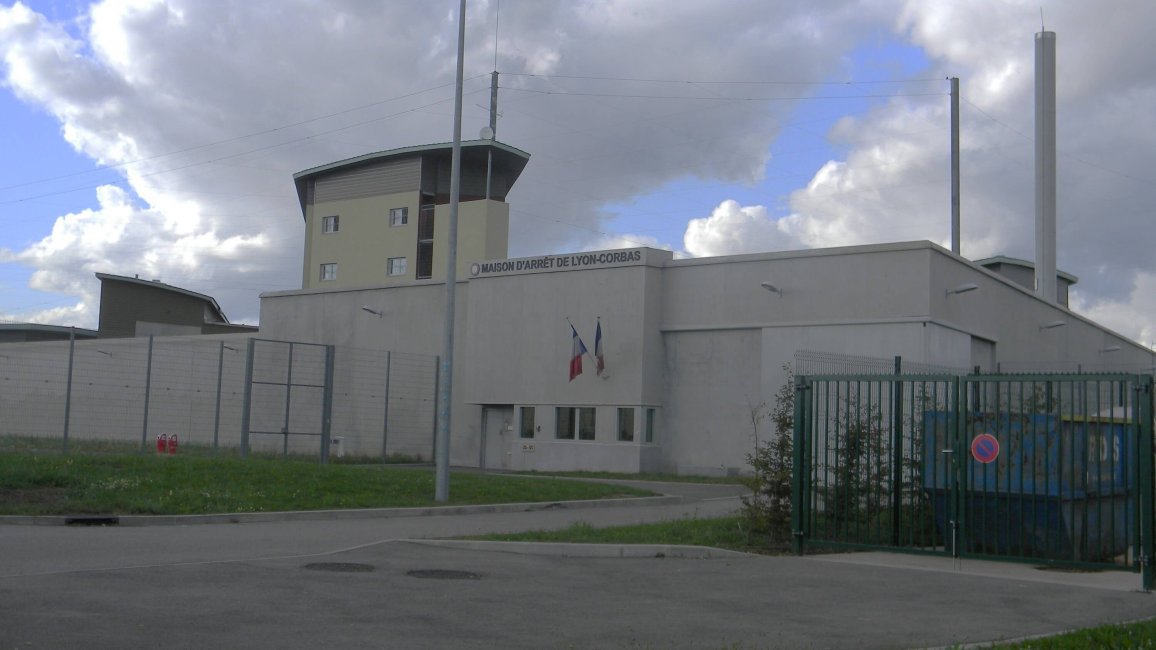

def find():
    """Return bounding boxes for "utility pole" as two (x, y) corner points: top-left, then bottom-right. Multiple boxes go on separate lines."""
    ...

(435, 0), (466, 502)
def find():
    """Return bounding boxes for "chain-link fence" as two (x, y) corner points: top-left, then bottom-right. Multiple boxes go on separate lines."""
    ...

(0, 335), (436, 462)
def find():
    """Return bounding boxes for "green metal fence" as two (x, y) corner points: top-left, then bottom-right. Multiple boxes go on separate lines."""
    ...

(792, 372), (1155, 591)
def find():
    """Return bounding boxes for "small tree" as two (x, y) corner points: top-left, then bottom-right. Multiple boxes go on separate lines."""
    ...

(741, 364), (794, 546)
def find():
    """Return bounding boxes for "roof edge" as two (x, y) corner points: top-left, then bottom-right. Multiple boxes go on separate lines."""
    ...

(293, 139), (531, 181)
(96, 272), (230, 324)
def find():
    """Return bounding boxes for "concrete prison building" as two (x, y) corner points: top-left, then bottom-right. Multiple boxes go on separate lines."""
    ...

(4, 139), (1151, 475)
(261, 140), (1154, 476)
(262, 144), (1154, 475)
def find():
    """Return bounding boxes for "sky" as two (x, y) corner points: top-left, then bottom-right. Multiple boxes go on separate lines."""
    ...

(0, 0), (1153, 348)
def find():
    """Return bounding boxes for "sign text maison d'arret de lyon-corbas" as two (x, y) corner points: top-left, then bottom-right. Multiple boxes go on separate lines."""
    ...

(470, 249), (643, 277)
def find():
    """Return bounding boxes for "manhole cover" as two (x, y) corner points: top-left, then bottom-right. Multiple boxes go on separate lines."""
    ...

(406, 569), (482, 580)
(302, 562), (376, 573)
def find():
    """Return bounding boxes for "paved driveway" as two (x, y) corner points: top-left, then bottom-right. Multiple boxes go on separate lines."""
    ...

(1, 479), (1150, 649)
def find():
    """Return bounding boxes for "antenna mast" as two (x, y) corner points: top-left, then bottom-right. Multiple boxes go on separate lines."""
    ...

(950, 77), (960, 255)
(484, 0), (500, 199)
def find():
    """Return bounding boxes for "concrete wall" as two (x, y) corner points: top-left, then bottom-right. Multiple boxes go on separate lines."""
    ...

(435, 200), (508, 280)
(303, 191), (509, 289)
(0, 334), (253, 447)
(460, 259), (669, 473)
(259, 281), (476, 465)
(928, 250), (1153, 373)
(304, 189), (423, 288)
(98, 280), (216, 339)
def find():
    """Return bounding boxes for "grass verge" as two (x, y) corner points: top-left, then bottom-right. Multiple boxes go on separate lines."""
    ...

(471, 515), (787, 555)
(0, 453), (653, 515)
(985, 618), (1156, 648)
(519, 470), (744, 485)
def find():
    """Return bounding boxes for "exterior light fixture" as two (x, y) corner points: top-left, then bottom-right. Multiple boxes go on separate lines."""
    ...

(1099, 345), (1121, 353)
(946, 283), (979, 296)
(760, 282), (783, 295)
(1039, 320), (1066, 330)
(361, 306), (383, 318)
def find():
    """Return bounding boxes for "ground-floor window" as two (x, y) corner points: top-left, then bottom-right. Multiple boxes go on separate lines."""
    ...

(617, 407), (634, 441)
(644, 408), (656, 443)
(520, 406), (535, 439)
(578, 407), (595, 440)
(556, 406), (596, 440)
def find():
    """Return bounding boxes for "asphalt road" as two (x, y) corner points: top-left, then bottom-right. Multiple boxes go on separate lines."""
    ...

(1, 480), (1151, 649)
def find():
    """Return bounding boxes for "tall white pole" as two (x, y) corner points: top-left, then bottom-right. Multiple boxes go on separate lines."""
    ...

(435, 0), (466, 502)
(1035, 31), (1058, 304)
(950, 77), (960, 256)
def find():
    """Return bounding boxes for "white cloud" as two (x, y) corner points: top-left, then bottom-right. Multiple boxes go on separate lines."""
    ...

(1, 0), (895, 326)
(1071, 272), (1156, 353)
(681, 1), (1156, 344)
(683, 200), (803, 258)
(0, 0), (1153, 347)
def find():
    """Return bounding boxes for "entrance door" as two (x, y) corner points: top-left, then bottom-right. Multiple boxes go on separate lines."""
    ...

(480, 406), (513, 470)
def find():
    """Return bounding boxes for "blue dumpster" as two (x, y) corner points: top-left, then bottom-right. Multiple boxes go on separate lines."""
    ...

(922, 411), (1133, 562)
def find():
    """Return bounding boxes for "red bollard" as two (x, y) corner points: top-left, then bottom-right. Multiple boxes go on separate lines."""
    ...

(167, 433), (179, 455)
(156, 433), (167, 454)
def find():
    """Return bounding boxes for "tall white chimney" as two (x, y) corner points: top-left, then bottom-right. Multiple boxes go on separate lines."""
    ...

(1035, 30), (1058, 304)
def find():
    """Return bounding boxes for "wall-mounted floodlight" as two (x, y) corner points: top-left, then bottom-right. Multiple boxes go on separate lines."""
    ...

(760, 282), (783, 295)
(1039, 320), (1066, 330)
(360, 306), (383, 318)
(946, 283), (979, 296)
(223, 345), (238, 352)
(1099, 345), (1121, 353)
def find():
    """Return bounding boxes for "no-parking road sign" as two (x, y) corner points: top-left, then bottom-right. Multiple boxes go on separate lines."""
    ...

(971, 433), (1000, 464)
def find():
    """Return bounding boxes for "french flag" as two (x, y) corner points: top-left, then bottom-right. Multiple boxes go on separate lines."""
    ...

(569, 324), (588, 381)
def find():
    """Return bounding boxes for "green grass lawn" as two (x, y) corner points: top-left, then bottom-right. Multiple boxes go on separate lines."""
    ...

(986, 618), (1156, 649)
(517, 470), (745, 485)
(473, 515), (786, 555)
(0, 453), (653, 515)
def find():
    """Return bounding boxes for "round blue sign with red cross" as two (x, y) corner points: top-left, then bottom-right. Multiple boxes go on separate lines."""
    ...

(971, 433), (1000, 464)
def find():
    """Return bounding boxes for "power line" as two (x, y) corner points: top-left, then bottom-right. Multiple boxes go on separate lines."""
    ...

(503, 86), (947, 102)
(0, 86), (490, 207)
(962, 96), (1156, 187)
(501, 72), (944, 85)
(0, 75), (488, 196)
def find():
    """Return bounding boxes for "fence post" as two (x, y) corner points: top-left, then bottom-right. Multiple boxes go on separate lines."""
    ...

(431, 355), (440, 462)
(320, 344), (335, 464)
(381, 351), (392, 459)
(213, 341), (226, 453)
(1138, 375), (1154, 592)
(139, 335), (154, 453)
(791, 375), (808, 556)
(62, 327), (76, 454)
(950, 375), (965, 558)
(240, 339), (255, 458)
(891, 356), (903, 545)
(282, 343), (294, 458)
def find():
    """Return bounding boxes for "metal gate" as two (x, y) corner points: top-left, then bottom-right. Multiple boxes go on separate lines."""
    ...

(791, 372), (1154, 590)
(240, 339), (335, 462)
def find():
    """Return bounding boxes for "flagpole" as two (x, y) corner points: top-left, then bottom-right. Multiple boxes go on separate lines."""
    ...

(566, 317), (598, 366)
